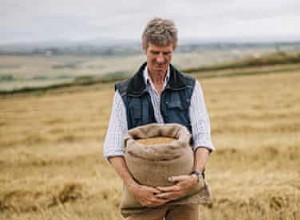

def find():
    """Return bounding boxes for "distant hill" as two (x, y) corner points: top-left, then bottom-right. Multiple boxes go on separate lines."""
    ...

(0, 41), (300, 56)
(1, 51), (300, 95)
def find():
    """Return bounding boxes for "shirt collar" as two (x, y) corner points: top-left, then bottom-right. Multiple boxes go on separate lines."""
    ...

(143, 65), (170, 88)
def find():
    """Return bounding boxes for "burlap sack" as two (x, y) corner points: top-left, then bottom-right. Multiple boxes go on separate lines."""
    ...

(120, 123), (211, 217)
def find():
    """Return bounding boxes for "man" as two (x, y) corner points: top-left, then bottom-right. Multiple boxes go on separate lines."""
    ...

(104, 17), (214, 220)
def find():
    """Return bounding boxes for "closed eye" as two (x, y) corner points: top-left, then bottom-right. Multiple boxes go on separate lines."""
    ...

(150, 51), (172, 56)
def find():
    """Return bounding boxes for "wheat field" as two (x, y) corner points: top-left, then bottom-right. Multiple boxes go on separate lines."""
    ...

(0, 68), (299, 219)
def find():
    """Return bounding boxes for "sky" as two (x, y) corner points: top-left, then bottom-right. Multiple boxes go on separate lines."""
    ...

(1, 0), (300, 45)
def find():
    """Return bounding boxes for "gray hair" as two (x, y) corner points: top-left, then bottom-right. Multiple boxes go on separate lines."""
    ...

(142, 17), (178, 50)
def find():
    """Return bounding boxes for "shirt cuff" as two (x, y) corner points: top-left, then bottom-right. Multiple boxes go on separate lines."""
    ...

(103, 150), (125, 161)
(192, 133), (215, 152)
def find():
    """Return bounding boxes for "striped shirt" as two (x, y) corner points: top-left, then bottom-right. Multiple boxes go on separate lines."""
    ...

(103, 66), (214, 159)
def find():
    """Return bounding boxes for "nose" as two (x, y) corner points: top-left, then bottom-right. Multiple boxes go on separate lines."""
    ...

(156, 53), (165, 64)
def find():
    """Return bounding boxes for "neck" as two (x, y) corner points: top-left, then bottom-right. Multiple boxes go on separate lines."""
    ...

(147, 70), (166, 95)
(148, 70), (167, 85)
(150, 75), (165, 85)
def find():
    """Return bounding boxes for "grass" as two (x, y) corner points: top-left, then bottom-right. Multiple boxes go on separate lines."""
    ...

(184, 51), (300, 73)
(0, 70), (128, 95)
(0, 67), (299, 219)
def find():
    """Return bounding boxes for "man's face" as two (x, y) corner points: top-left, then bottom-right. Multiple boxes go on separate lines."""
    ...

(145, 43), (173, 77)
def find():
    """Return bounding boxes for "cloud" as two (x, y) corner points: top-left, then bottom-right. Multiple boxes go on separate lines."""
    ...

(0, 0), (299, 44)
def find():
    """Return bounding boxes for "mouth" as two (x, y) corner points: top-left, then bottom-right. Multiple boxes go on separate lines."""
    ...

(154, 64), (166, 68)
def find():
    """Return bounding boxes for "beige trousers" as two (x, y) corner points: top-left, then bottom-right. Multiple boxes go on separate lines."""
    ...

(126, 204), (199, 220)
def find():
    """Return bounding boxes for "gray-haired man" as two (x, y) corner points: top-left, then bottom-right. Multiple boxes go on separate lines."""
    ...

(104, 17), (214, 220)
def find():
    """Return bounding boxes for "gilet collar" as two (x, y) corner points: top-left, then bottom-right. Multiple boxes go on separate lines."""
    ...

(127, 62), (187, 96)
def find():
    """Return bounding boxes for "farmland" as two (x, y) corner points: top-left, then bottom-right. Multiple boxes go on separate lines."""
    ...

(0, 53), (299, 219)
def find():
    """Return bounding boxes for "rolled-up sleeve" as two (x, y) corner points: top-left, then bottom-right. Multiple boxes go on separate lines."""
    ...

(103, 91), (128, 159)
(189, 81), (214, 152)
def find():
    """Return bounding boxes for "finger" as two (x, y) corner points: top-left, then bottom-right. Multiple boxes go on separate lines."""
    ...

(155, 192), (172, 199)
(168, 175), (190, 182)
(157, 185), (180, 192)
(152, 197), (168, 203)
(146, 197), (168, 207)
(156, 192), (180, 201)
(149, 187), (162, 194)
(143, 186), (161, 194)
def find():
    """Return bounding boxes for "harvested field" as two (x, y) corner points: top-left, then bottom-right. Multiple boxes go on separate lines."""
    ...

(0, 67), (299, 220)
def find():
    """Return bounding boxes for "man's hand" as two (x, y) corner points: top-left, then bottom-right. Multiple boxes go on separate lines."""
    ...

(155, 174), (198, 201)
(129, 183), (169, 207)
(108, 156), (168, 207)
